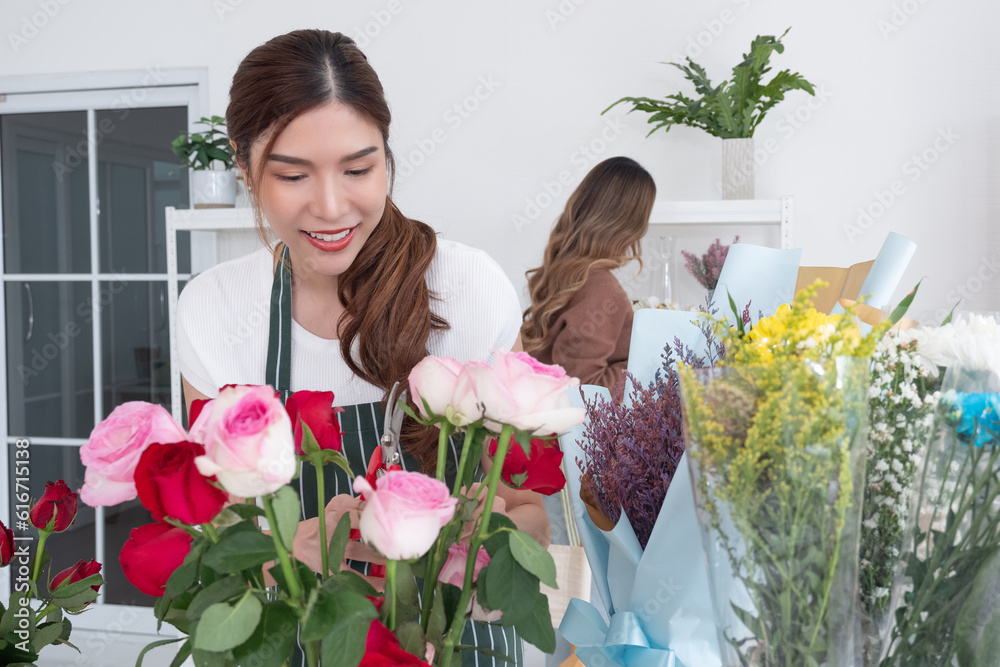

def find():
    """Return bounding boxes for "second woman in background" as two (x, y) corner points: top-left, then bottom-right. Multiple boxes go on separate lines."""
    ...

(521, 157), (655, 393)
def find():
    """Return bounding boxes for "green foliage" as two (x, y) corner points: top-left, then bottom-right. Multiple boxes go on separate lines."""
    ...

(171, 116), (236, 171)
(604, 28), (815, 139)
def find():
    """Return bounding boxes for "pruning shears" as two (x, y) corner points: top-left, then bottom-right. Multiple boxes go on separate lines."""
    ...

(365, 381), (407, 482)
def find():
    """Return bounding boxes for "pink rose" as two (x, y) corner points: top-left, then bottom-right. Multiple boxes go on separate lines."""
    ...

(438, 542), (502, 622)
(190, 385), (296, 498)
(79, 402), (188, 506)
(408, 356), (466, 423)
(353, 471), (457, 560)
(460, 351), (586, 435)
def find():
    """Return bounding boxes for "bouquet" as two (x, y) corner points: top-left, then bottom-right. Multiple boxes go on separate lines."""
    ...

(679, 285), (881, 666)
(77, 350), (585, 667)
(881, 315), (1000, 666)
(0, 479), (105, 665)
(559, 309), (725, 666)
(858, 334), (939, 659)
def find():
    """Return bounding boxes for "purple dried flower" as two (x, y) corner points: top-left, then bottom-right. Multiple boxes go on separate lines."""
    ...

(577, 333), (718, 549)
(681, 236), (739, 291)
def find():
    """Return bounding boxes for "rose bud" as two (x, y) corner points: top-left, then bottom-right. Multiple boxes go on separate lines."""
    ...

(488, 436), (566, 496)
(352, 471), (457, 561)
(408, 356), (465, 422)
(0, 519), (13, 567)
(285, 390), (344, 455)
(134, 441), (227, 525)
(120, 523), (193, 597)
(50, 559), (103, 609)
(29, 480), (78, 533)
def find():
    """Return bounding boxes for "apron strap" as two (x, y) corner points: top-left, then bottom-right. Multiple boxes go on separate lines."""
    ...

(266, 244), (293, 404)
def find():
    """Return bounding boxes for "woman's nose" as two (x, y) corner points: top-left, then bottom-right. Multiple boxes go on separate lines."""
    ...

(310, 177), (351, 221)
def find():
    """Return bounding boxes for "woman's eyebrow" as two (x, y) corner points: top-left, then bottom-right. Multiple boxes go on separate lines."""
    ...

(267, 146), (379, 167)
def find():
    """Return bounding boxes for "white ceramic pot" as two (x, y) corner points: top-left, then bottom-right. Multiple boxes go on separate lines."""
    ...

(191, 169), (237, 208)
(721, 137), (755, 200)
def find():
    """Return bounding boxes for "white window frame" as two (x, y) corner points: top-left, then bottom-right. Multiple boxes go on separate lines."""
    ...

(0, 68), (206, 636)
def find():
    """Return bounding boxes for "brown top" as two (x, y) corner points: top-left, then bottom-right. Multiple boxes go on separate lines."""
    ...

(532, 268), (633, 393)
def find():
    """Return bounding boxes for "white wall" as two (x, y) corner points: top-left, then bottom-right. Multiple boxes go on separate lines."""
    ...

(3, 0), (998, 321)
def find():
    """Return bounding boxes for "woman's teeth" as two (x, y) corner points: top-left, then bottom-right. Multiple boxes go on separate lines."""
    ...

(306, 229), (350, 242)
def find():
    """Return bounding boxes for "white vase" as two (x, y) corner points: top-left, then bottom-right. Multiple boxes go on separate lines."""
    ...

(721, 137), (755, 200)
(191, 169), (237, 208)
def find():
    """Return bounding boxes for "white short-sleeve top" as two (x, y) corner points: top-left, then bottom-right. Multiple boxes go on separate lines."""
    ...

(177, 238), (522, 404)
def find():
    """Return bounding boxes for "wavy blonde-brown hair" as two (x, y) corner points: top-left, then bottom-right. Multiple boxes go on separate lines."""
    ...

(521, 157), (655, 353)
(226, 29), (448, 472)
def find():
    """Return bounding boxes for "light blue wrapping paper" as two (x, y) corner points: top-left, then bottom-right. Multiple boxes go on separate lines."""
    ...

(559, 311), (723, 666)
(713, 243), (802, 325)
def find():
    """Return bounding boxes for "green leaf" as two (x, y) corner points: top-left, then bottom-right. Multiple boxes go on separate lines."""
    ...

(168, 640), (192, 667)
(319, 593), (378, 667)
(511, 592), (556, 654)
(300, 420), (321, 456)
(191, 648), (230, 667)
(270, 485), (301, 551)
(889, 280), (922, 324)
(165, 542), (205, 598)
(203, 530), (277, 573)
(224, 503), (266, 520)
(192, 590), (263, 652)
(50, 573), (103, 600)
(31, 620), (66, 651)
(51, 586), (101, 610)
(942, 299), (961, 326)
(508, 530), (558, 588)
(512, 429), (533, 458)
(483, 513), (517, 557)
(479, 544), (539, 622)
(319, 448), (356, 479)
(394, 621), (426, 659)
(134, 637), (184, 667)
(1, 592), (34, 637)
(328, 512), (352, 566)
(186, 576), (249, 621)
(231, 601), (298, 667)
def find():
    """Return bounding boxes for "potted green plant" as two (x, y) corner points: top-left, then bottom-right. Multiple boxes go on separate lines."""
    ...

(172, 115), (238, 208)
(604, 28), (815, 199)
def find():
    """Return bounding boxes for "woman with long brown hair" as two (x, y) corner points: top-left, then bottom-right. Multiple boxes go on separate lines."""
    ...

(521, 157), (656, 393)
(177, 29), (544, 666)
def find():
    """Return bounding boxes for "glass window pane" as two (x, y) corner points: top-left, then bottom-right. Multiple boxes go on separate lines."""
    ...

(1, 111), (91, 274)
(4, 443), (157, 607)
(96, 107), (189, 274)
(5, 281), (94, 439)
(101, 281), (171, 418)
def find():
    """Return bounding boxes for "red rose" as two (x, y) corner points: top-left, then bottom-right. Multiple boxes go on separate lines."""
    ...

(189, 398), (209, 426)
(135, 441), (227, 525)
(50, 559), (103, 601)
(359, 619), (432, 667)
(0, 519), (13, 567)
(488, 437), (566, 496)
(30, 480), (78, 532)
(120, 522), (193, 596)
(285, 390), (344, 455)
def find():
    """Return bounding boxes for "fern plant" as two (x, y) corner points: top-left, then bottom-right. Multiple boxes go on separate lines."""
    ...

(604, 28), (815, 139)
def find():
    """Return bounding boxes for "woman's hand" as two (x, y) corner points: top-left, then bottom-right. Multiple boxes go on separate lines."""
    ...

(290, 493), (386, 590)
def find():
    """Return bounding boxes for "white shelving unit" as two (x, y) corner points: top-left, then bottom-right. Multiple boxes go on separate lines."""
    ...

(647, 196), (793, 249)
(165, 206), (259, 422)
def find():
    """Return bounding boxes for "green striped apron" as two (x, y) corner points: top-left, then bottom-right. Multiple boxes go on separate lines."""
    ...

(267, 246), (523, 667)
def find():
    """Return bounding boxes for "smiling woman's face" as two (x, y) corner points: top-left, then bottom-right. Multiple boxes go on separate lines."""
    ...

(248, 100), (388, 282)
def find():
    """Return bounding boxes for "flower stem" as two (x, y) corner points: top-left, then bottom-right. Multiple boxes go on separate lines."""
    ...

(311, 455), (330, 577)
(386, 559), (398, 631)
(304, 640), (319, 667)
(436, 422), (456, 483)
(200, 523), (220, 543)
(262, 494), (303, 602)
(442, 425), (514, 661)
(451, 427), (478, 496)
(31, 531), (50, 583)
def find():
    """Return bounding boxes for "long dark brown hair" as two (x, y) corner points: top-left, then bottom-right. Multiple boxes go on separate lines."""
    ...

(521, 156), (656, 353)
(227, 29), (448, 471)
